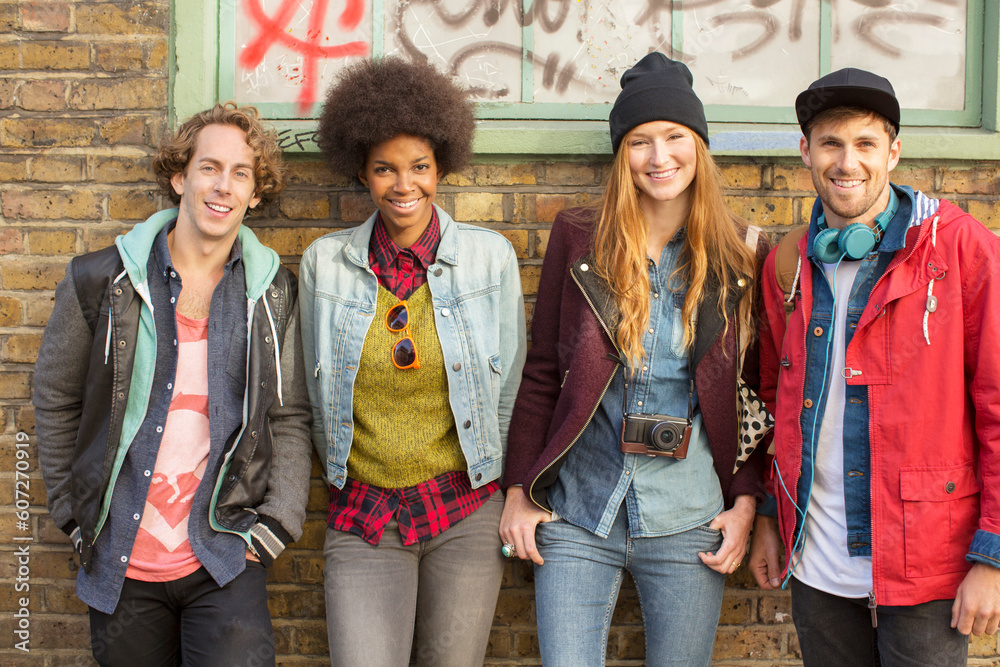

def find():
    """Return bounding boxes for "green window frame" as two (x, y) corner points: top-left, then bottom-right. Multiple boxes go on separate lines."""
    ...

(172, 0), (1000, 158)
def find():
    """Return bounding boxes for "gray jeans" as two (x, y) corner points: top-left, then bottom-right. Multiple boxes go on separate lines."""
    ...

(790, 576), (969, 667)
(323, 490), (505, 667)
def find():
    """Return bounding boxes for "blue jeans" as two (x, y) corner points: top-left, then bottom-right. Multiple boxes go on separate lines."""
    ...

(534, 504), (725, 667)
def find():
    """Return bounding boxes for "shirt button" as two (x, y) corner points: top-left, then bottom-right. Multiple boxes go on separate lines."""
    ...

(475, 473), (482, 481)
(144, 470), (151, 477)
(637, 401), (643, 407)
(804, 399), (814, 409)
(156, 426), (163, 433)
(463, 420), (472, 429)
(170, 297), (175, 304)
(167, 383), (173, 390)
(625, 470), (631, 475)
(441, 308), (451, 317)
(173, 339), (178, 346)
(453, 362), (462, 371)
(653, 293), (659, 299)
(813, 327), (823, 336)
(946, 482), (956, 493)
(648, 328), (654, 334)
(120, 555), (128, 563)
(133, 513), (140, 520)
(170, 271), (176, 278)
(434, 268), (443, 277)
(642, 366), (648, 372)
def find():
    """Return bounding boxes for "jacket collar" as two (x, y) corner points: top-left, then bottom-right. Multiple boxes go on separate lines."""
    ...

(115, 208), (279, 300)
(345, 204), (459, 269)
(571, 253), (745, 371)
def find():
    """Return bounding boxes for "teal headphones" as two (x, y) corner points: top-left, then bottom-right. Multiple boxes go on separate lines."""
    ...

(813, 188), (899, 263)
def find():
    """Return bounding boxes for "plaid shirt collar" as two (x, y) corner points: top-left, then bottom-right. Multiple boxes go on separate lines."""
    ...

(370, 208), (440, 272)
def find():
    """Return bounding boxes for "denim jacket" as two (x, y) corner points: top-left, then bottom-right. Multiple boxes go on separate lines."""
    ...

(299, 205), (527, 490)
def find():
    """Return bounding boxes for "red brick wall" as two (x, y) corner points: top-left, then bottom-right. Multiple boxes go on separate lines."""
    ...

(2, 2), (1000, 664)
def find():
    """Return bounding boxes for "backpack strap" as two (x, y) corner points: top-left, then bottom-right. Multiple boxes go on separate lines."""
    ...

(774, 225), (809, 323)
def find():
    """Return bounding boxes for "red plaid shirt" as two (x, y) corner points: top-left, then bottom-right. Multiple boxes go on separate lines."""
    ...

(327, 210), (499, 546)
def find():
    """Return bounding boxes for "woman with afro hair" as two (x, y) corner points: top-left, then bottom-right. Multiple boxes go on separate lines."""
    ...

(299, 57), (526, 666)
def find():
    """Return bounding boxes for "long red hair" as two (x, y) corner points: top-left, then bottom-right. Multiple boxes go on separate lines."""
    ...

(591, 131), (758, 369)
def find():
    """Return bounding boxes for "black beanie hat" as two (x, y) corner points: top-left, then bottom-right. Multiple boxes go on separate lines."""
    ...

(609, 52), (709, 153)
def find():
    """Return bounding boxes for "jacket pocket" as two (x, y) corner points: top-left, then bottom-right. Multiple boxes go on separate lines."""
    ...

(900, 465), (980, 578)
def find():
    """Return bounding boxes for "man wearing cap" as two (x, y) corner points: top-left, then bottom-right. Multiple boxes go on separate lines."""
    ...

(748, 69), (1000, 665)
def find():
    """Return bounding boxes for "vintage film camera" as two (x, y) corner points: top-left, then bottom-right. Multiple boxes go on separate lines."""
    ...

(620, 413), (691, 459)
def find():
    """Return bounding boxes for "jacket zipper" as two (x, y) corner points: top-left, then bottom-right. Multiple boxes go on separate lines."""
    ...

(527, 268), (620, 511)
(859, 223), (924, 606)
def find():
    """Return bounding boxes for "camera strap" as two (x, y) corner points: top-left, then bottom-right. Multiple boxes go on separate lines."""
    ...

(617, 351), (695, 424)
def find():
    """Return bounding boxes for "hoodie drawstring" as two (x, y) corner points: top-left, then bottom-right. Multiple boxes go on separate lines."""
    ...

(262, 295), (283, 406)
(922, 215), (941, 345)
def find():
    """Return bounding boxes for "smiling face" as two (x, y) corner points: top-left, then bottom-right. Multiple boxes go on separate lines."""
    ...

(170, 123), (261, 247)
(801, 114), (901, 229)
(359, 134), (443, 248)
(626, 120), (697, 214)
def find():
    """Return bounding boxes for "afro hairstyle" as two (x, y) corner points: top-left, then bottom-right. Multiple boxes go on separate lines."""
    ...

(316, 57), (475, 181)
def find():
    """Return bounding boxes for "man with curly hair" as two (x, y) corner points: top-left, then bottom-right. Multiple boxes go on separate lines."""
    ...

(33, 103), (312, 665)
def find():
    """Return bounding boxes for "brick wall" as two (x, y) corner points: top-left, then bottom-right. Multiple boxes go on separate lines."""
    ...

(2, 2), (1000, 664)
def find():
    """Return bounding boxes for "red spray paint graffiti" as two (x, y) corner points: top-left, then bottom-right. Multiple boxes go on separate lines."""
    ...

(239, 0), (370, 113)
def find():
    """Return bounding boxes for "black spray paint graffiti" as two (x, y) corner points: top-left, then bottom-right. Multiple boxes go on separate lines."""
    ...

(393, 0), (585, 97)
(388, 0), (962, 99)
(276, 129), (320, 150)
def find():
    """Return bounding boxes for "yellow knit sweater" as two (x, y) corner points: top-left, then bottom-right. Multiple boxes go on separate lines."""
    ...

(347, 285), (465, 487)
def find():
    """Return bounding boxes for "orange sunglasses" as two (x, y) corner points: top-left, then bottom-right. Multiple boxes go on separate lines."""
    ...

(385, 301), (420, 370)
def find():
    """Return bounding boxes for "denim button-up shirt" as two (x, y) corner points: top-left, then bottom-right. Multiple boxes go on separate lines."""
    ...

(299, 205), (526, 490)
(548, 232), (723, 538)
(797, 186), (912, 557)
(77, 226), (249, 613)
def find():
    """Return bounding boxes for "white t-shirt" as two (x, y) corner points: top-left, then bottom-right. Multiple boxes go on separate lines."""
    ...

(793, 260), (873, 598)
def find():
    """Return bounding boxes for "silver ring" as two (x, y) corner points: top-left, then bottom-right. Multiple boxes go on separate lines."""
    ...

(501, 543), (516, 558)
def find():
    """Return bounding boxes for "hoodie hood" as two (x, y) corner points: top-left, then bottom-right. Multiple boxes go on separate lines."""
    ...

(115, 208), (280, 299)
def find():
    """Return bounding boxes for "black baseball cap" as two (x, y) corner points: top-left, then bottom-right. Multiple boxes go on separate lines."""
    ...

(795, 68), (900, 135)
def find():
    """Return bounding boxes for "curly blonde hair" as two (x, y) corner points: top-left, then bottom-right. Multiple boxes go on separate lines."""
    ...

(153, 102), (287, 211)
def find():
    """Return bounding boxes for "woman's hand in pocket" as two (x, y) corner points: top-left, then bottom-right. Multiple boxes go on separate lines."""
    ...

(499, 485), (552, 565)
(698, 494), (755, 574)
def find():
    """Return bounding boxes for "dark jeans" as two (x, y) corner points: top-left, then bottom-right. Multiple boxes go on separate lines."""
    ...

(88, 562), (274, 667)
(790, 577), (968, 667)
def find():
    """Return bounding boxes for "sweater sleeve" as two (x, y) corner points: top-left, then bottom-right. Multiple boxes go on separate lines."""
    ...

(502, 212), (579, 488)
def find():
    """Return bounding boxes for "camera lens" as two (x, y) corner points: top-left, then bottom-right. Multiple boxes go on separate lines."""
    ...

(649, 422), (679, 452)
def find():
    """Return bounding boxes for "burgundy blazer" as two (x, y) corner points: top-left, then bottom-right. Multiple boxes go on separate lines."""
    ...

(503, 208), (770, 511)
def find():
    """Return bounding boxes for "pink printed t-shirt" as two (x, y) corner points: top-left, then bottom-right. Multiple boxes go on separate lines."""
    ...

(126, 312), (211, 582)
